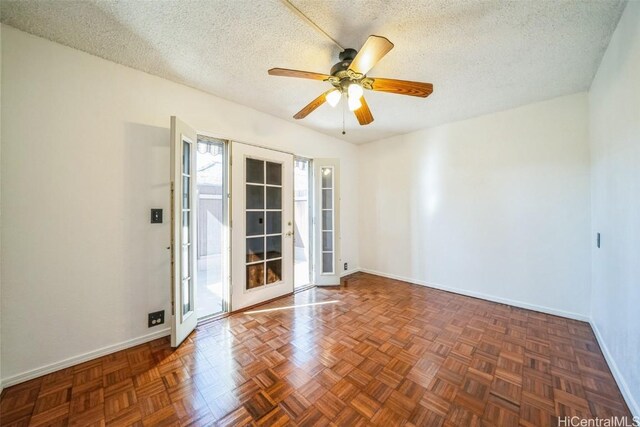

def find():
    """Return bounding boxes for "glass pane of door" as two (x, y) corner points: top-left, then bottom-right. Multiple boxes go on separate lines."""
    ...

(196, 137), (226, 318)
(294, 158), (311, 288)
(245, 157), (284, 289)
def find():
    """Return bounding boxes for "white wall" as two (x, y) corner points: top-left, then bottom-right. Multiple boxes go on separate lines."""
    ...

(359, 93), (591, 319)
(0, 21), (3, 394)
(0, 26), (359, 385)
(588, 1), (640, 417)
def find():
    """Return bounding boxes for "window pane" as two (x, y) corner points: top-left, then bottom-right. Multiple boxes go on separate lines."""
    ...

(246, 211), (264, 236)
(246, 158), (264, 184)
(182, 211), (190, 244)
(246, 184), (264, 209)
(182, 176), (190, 209)
(183, 140), (190, 173)
(322, 210), (333, 231)
(322, 189), (332, 209)
(266, 186), (281, 209)
(266, 260), (282, 284)
(182, 278), (191, 314)
(246, 237), (264, 262)
(322, 231), (333, 251)
(266, 162), (282, 185)
(266, 236), (282, 259)
(266, 211), (281, 234)
(182, 244), (191, 279)
(322, 253), (333, 274)
(321, 167), (332, 188)
(247, 263), (265, 289)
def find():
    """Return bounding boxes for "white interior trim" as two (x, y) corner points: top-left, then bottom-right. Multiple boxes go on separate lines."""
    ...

(339, 268), (360, 278)
(1, 328), (170, 388)
(359, 268), (590, 322)
(590, 320), (640, 417)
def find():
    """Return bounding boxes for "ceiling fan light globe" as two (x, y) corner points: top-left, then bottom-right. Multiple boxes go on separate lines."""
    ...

(326, 89), (341, 107)
(348, 95), (362, 111)
(348, 83), (364, 99)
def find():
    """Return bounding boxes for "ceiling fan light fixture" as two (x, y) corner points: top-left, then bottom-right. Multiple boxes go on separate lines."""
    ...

(348, 94), (362, 111)
(348, 83), (364, 100)
(326, 89), (341, 107)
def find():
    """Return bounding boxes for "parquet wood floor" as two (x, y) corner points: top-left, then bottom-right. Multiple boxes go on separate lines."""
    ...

(0, 273), (632, 426)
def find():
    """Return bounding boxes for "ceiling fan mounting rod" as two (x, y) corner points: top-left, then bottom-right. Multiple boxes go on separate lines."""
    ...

(280, 0), (345, 50)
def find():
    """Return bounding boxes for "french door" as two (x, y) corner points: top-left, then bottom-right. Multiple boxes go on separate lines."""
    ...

(230, 142), (294, 310)
(170, 116), (198, 347)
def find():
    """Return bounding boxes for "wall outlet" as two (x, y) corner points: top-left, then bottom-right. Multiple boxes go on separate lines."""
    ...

(344, 262), (348, 271)
(148, 310), (164, 327)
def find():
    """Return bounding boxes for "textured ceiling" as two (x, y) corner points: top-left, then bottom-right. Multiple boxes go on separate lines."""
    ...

(0, 0), (626, 144)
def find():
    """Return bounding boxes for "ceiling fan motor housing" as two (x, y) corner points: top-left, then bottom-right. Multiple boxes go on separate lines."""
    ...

(339, 48), (357, 61)
(331, 48), (358, 76)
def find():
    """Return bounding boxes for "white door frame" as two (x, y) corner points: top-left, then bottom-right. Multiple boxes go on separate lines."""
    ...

(194, 134), (231, 317)
(294, 156), (314, 288)
(313, 158), (341, 286)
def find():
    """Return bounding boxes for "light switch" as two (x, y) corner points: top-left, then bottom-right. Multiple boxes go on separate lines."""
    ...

(151, 209), (163, 224)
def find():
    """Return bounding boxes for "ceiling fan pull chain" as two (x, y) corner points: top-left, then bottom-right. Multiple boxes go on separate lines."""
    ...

(342, 99), (346, 135)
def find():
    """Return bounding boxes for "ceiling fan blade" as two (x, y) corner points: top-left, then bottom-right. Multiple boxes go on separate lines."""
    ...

(268, 68), (330, 81)
(369, 77), (433, 98)
(348, 35), (394, 76)
(293, 90), (332, 119)
(354, 96), (374, 125)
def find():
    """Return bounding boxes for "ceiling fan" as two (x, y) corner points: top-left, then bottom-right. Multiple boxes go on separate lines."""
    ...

(268, 35), (433, 126)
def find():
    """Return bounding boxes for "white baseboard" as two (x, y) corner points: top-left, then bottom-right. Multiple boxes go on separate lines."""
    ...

(590, 320), (640, 418)
(314, 268), (362, 286)
(359, 268), (590, 322)
(1, 328), (170, 388)
(340, 268), (360, 278)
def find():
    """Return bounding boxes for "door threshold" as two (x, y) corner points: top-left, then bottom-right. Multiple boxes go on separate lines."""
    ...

(294, 284), (315, 294)
(197, 311), (229, 326)
(197, 286), (317, 327)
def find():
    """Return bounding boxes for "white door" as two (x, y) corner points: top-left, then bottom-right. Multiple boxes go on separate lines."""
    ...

(314, 159), (341, 286)
(231, 142), (294, 310)
(170, 116), (198, 347)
